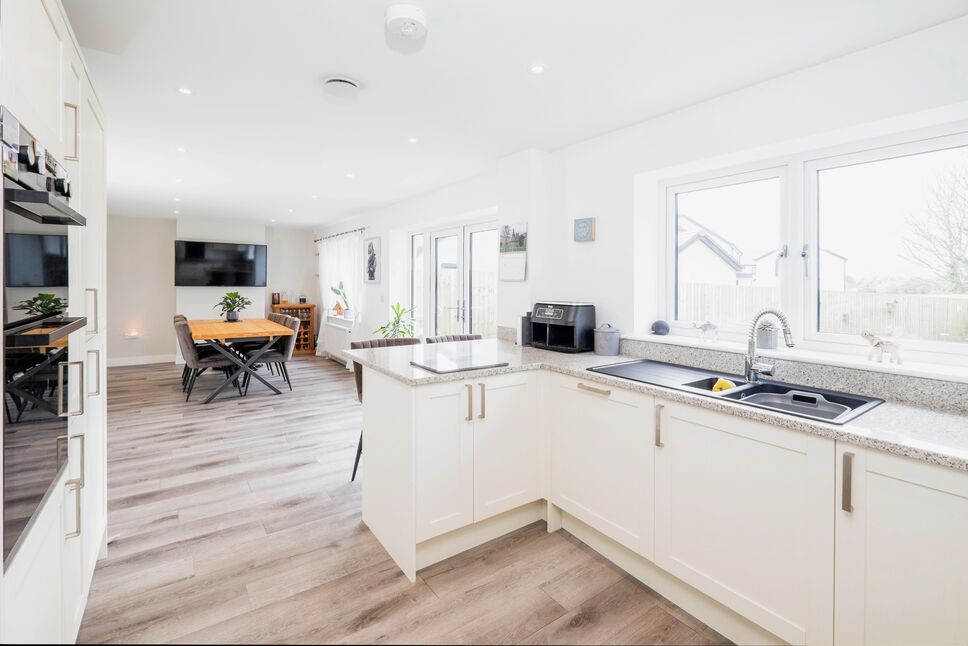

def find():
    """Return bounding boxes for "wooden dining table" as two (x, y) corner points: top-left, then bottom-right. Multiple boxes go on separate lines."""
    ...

(187, 318), (295, 403)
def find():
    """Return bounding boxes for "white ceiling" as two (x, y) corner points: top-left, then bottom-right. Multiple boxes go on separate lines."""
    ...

(64, 0), (968, 227)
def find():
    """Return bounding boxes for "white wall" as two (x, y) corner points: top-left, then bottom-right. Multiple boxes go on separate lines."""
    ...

(106, 215), (316, 364)
(106, 216), (176, 365)
(320, 16), (968, 338)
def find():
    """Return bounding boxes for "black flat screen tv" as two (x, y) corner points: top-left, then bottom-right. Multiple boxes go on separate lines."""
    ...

(174, 240), (267, 287)
(4, 233), (69, 287)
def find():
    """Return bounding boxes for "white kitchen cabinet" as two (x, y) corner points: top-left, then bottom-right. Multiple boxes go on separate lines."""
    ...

(834, 446), (968, 646)
(547, 373), (654, 556)
(414, 380), (475, 542)
(0, 0), (68, 158)
(654, 402), (834, 646)
(414, 372), (540, 542)
(472, 373), (541, 522)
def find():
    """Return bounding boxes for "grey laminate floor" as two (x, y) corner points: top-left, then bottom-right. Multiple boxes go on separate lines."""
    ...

(78, 356), (729, 645)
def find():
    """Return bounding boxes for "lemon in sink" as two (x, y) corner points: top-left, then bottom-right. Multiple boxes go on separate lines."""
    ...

(712, 378), (737, 392)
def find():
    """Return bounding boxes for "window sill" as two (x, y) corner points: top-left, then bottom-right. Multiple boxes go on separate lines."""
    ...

(624, 333), (968, 384)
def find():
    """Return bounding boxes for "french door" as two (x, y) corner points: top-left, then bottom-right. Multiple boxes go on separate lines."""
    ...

(421, 222), (497, 337)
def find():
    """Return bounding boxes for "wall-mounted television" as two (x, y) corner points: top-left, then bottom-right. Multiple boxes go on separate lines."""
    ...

(4, 233), (69, 287)
(174, 240), (267, 287)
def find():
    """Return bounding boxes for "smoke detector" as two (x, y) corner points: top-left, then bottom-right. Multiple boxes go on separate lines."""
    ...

(385, 4), (427, 40)
(322, 76), (362, 99)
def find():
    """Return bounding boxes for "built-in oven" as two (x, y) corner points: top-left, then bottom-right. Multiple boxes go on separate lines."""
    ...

(1, 106), (87, 564)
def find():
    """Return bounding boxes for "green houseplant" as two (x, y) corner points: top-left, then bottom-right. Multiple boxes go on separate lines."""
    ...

(14, 293), (67, 317)
(330, 281), (351, 318)
(375, 303), (415, 339)
(214, 291), (252, 322)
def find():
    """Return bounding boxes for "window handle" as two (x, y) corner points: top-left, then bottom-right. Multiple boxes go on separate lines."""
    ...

(774, 244), (788, 277)
(801, 244), (809, 278)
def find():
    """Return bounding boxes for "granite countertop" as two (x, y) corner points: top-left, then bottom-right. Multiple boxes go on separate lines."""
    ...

(344, 339), (968, 472)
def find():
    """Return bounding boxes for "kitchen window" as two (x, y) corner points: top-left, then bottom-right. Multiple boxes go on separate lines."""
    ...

(662, 127), (968, 366)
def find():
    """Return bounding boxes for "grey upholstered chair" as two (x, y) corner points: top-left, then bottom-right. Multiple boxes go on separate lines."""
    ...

(425, 334), (482, 344)
(350, 337), (422, 481)
(242, 315), (301, 393)
(174, 320), (242, 401)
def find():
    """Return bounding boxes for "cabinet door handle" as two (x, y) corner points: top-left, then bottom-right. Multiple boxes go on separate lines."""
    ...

(654, 404), (664, 448)
(86, 288), (99, 335)
(56, 434), (69, 470)
(842, 451), (855, 513)
(465, 384), (473, 421)
(87, 349), (101, 396)
(58, 360), (85, 417)
(67, 433), (85, 489)
(577, 383), (611, 396)
(478, 383), (486, 420)
(65, 481), (81, 539)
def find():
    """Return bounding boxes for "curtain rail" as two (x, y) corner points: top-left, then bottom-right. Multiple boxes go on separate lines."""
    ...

(314, 226), (365, 243)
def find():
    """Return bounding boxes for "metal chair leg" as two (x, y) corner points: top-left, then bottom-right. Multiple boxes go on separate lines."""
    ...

(281, 362), (292, 390)
(185, 369), (198, 401)
(351, 431), (363, 481)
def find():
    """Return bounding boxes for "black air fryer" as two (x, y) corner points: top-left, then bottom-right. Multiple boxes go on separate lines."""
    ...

(529, 302), (596, 353)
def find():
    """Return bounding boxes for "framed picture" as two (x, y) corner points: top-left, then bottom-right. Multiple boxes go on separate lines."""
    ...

(499, 223), (527, 281)
(364, 236), (381, 283)
(574, 217), (596, 242)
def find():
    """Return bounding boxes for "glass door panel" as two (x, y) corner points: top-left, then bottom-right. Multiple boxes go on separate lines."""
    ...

(433, 233), (462, 336)
(466, 227), (498, 337)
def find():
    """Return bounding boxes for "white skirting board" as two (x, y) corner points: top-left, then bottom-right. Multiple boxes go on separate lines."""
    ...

(107, 354), (176, 367)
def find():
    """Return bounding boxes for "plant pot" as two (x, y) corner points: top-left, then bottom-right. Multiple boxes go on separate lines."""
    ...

(226, 310), (240, 322)
(756, 326), (778, 350)
(342, 309), (353, 320)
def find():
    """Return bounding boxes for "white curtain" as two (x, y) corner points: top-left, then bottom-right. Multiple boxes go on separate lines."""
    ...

(316, 229), (363, 356)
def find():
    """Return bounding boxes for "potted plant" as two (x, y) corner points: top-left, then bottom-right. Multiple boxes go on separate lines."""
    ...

(331, 282), (352, 319)
(14, 293), (67, 317)
(214, 291), (252, 322)
(375, 303), (415, 339)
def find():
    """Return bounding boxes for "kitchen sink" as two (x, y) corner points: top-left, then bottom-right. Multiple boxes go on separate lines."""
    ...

(718, 381), (882, 424)
(587, 359), (883, 424)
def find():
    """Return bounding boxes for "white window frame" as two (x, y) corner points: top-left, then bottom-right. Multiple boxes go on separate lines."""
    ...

(660, 122), (968, 366)
(800, 130), (968, 364)
(407, 209), (498, 337)
(662, 163), (792, 342)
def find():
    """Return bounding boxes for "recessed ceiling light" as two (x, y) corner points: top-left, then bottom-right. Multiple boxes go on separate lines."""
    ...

(174, 197), (181, 202)
(176, 147), (186, 153)
(174, 210), (180, 214)
(529, 62), (547, 74)
(288, 209), (293, 213)
(271, 219), (277, 223)
(177, 87), (192, 95)
(407, 136), (418, 144)
(311, 194), (318, 199)
(345, 172), (356, 180)
(175, 178), (183, 183)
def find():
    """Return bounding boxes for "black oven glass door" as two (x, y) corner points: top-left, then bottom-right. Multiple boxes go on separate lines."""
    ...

(3, 200), (71, 563)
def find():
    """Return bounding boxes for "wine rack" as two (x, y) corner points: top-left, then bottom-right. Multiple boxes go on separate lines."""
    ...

(272, 302), (316, 355)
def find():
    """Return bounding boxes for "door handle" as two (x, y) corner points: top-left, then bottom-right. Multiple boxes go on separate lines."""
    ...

(478, 383), (486, 420)
(841, 451), (854, 512)
(58, 360), (85, 417)
(86, 287), (99, 334)
(654, 404), (664, 448)
(577, 383), (611, 396)
(465, 384), (473, 421)
(87, 349), (101, 396)
(67, 433), (85, 489)
(65, 481), (81, 539)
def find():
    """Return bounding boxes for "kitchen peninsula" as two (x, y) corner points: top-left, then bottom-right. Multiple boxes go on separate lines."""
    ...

(347, 338), (968, 645)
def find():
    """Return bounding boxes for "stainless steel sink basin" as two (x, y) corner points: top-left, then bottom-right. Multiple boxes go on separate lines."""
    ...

(586, 360), (883, 424)
(718, 382), (882, 424)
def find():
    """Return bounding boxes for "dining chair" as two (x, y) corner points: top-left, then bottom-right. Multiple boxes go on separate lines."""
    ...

(175, 320), (243, 401)
(241, 315), (300, 394)
(425, 334), (482, 344)
(349, 337), (422, 481)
